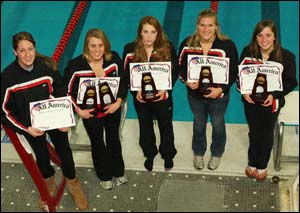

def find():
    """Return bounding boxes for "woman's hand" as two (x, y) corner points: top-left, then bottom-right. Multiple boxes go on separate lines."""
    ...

(243, 94), (255, 104)
(153, 90), (166, 102)
(203, 87), (223, 99)
(75, 107), (95, 119)
(103, 98), (122, 114)
(261, 94), (273, 107)
(136, 90), (146, 103)
(58, 127), (69, 132)
(27, 126), (44, 137)
(186, 82), (199, 90)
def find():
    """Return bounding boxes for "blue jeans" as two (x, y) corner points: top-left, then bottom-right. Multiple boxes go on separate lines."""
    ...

(188, 93), (229, 157)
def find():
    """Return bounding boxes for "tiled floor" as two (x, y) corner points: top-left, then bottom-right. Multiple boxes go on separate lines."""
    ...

(1, 119), (299, 211)
(1, 162), (281, 212)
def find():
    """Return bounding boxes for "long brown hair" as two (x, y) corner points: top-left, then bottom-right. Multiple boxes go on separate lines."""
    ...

(133, 16), (171, 62)
(187, 9), (229, 48)
(12, 31), (58, 71)
(83, 28), (112, 62)
(248, 19), (282, 62)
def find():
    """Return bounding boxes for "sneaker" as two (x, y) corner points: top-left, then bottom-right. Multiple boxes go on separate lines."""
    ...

(207, 157), (221, 170)
(255, 169), (267, 182)
(101, 180), (114, 190)
(164, 159), (174, 171)
(144, 158), (154, 172)
(193, 156), (204, 170)
(245, 166), (257, 178)
(115, 176), (128, 185)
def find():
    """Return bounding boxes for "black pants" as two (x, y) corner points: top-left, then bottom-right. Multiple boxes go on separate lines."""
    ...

(243, 99), (279, 169)
(24, 129), (76, 179)
(134, 96), (177, 161)
(82, 109), (124, 181)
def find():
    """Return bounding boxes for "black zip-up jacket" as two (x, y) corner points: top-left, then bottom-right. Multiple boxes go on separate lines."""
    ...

(239, 46), (298, 108)
(63, 51), (127, 117)
(123, 41), (179, 98)
(178, 36), (239, 98)
(1, 57), (65, 133)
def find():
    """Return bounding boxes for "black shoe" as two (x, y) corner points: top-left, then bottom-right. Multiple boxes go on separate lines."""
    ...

(144, 159), (153, 171)
(164, 159), (173, 171)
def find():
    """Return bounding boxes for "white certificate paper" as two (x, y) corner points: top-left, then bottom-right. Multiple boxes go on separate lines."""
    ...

(129, 62), (172, 91)
(187, 55), (229, 84)
(76, 77), (120, 104)
(238, 62), (283, 94)
(30, 96), (75, 131)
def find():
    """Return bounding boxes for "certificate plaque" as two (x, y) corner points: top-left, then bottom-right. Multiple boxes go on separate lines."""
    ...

(99, 81), (115, 111)
(141, 72), (158, 101)
(30, 96), (75, 131)
(82, 84), (98, 115)
(250, 73), (268, 103)
(198, 66), (213, 95)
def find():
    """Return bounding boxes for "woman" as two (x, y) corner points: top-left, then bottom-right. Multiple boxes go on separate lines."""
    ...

(63, 28), (128, 190)
(123, 16), (179, 172)
(1, 32), (88, 209)
(178, 9), (238, 171)
(239, 20), (298, 181)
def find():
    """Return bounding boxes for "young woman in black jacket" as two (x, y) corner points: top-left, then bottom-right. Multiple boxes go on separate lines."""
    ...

(63, 28), (128, 190)
(1, 32), (87, 209)
(239, 20), (298, 181)
(123, 16), (179, 172)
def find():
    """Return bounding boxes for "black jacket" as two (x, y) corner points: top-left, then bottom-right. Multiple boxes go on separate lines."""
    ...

(1, 57), (65, 133)
(178, 36), (239, 98)
(239, 46), (298, 109)
(122, 41), (179, 98)
(63, 51), (127, 116)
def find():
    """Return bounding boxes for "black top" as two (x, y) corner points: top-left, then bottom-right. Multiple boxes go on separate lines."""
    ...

(122, 41), (179, 98)
(239, 45), (298, 107)
(1, 57), (64, 133)
(178, 36), (239, 98)
(63, 51), (127, 117)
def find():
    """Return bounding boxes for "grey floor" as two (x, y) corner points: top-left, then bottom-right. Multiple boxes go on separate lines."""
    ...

(1, 119), (299, 212)
(1, 161), (280, 212)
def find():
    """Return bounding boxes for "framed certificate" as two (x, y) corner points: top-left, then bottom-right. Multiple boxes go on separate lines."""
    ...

(30, 96), (75, 131)
(129, 62), (172, 91)
(238, 62), (283, 94)
(187, 55), (229, 84)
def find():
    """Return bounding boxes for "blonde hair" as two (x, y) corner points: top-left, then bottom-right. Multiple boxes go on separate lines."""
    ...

(83, 28), (112, 61)
(187, 9), (229, 48)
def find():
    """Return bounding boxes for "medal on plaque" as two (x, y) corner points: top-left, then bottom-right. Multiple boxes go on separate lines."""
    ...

(82, 82), (98, 115)
(198, 66), (213, 95)
(141, 72), (158, 101)
(98, 81), (115, 111)
(250, 73), (268, 103)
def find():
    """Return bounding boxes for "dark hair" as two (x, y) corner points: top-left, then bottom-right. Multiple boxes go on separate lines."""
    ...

(13, 31), (36, 50)
(12, 32), (58, 71)
(248, 19), (282, 62)
(133, 16), (171, 62)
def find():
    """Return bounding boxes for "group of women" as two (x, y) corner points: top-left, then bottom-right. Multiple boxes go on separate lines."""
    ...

(1, 9), (297, 210)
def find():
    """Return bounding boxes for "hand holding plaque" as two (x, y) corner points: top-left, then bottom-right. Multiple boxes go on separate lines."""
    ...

(198, 66), (213, 95)
(250, 73), (268, 103)
(99, 81), (116, 111)
(82, 82), (98, 115)
(141, 72), (159, 101)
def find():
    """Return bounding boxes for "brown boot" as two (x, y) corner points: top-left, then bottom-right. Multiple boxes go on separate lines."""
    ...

(66, 177), (88, 210)
(38, 175), (57, 209)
